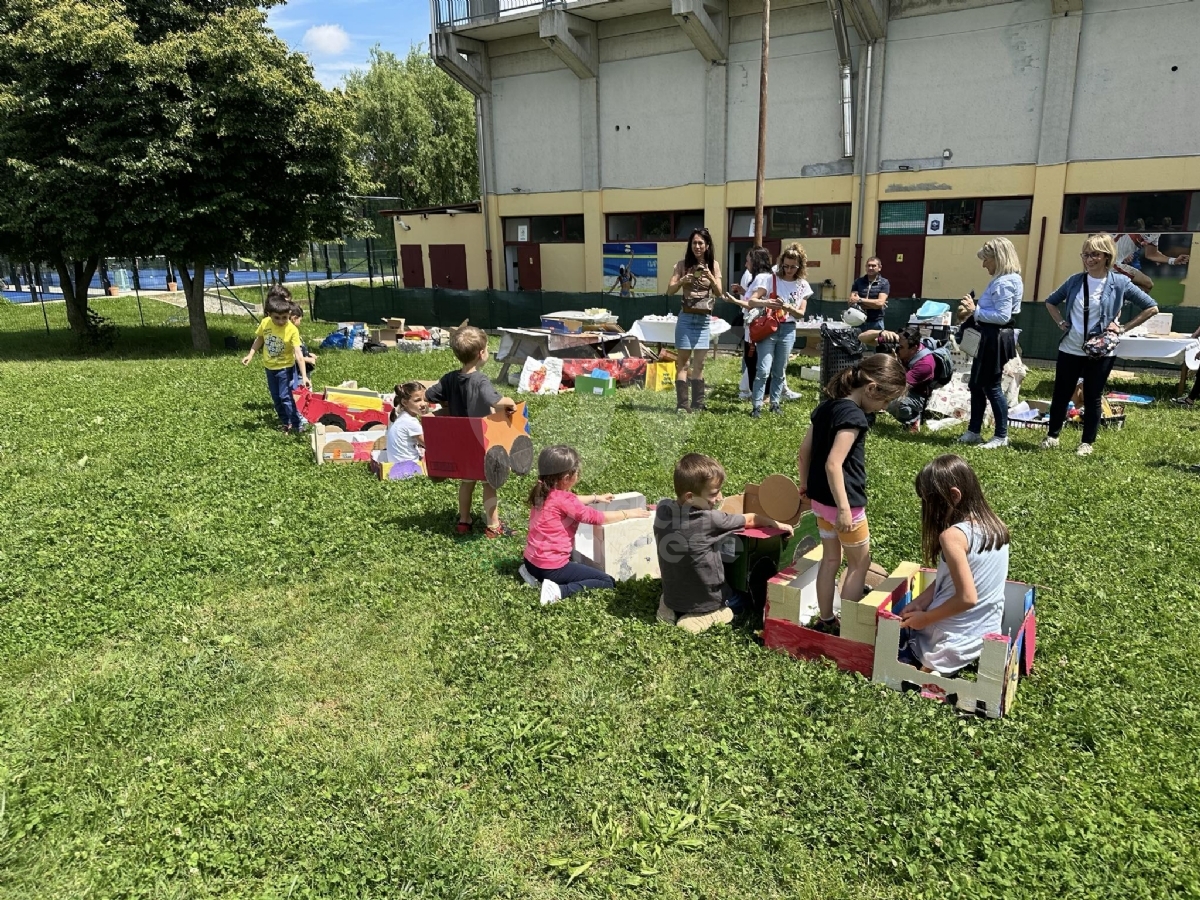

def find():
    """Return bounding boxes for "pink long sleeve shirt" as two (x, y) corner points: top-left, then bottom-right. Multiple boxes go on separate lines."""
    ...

(525, 490), (606, 569)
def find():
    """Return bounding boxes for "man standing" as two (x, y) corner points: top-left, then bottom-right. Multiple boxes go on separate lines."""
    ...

(849, 257), (890, 332)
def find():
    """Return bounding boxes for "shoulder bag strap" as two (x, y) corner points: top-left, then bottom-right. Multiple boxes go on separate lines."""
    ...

(1082, 275), (1090, 339)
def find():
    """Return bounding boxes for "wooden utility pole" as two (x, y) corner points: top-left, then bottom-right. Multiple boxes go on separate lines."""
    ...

(754, 0), (770, 248)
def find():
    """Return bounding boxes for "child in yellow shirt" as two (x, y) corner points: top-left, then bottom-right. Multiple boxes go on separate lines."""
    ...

(241, 286), (310, 432)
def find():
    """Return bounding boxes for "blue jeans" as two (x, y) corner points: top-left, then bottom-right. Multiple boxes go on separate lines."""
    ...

(969, 379), (1008, 439)
(752, 322), (796, 409)
(523, 559), (616, 599)
(266, 367), (301, 429)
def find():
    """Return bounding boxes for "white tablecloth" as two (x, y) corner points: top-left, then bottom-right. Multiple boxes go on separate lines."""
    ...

(1115, 335), (1200, 368)
(630, 316), (732, 345)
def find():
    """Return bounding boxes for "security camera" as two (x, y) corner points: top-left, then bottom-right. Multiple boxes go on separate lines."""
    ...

(397, 218), (412, 231)
(447, 210), (457, 217)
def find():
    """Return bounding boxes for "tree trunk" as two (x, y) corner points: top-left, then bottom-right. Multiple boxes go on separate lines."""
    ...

(178, 261), (211, 351)
(51, 253), (99, 332)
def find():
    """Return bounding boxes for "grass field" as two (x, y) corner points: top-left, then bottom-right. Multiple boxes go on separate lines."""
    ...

(2, 298), (1199, 899)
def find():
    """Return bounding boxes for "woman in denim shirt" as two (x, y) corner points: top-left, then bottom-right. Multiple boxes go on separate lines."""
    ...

(1041, 232), (1160, 457)
(957, 238), (1024, 449)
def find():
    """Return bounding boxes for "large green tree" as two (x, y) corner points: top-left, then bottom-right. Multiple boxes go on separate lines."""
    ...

(344, 47), (479, 209)
(0, 0), (183, 331)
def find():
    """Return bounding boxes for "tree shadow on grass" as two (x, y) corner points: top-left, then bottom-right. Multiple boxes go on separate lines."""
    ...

(1146, 459), (1200, 475)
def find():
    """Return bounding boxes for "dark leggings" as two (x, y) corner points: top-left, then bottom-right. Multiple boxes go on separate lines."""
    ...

(523, 559), (615, 599)
(1047, 351), (1117, 445)
(1189, 370), (1200, 402)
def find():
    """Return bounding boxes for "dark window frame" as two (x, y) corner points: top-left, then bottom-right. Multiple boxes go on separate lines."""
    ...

(878, 197), (1034, 236)
(1061, 191), (1195, 234)
(502, 215), (586, 245)
(604, 210), (704, 243)
(729, 204), (854, 239)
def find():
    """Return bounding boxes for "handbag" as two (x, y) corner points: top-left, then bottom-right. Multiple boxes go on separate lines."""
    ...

(1081, 276), (1120, 359)
(958, 317), (982, 357)
(748, 275), (784, 343)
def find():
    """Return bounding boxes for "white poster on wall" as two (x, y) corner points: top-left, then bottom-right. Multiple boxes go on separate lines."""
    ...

(517, 224), (528, 242)
(926, 213), (945, 236)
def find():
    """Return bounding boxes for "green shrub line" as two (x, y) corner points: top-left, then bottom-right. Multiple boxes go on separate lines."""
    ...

(1, 297), (1198, 899)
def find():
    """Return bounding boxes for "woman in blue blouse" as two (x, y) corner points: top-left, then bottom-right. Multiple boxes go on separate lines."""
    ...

(1041, 233), (1159, 457)
(957, 238), (1024, 449)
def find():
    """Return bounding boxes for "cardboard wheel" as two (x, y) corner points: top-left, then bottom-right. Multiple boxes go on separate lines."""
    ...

(484, 445), (511, 489)
(508, 435), (534, 476)
(362, 421), (385, 431)
(758, 474), (802, 524)
(317, 413), (347, 430)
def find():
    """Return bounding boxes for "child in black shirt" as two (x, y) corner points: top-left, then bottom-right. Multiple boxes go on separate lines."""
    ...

(797, 354), (907, 634)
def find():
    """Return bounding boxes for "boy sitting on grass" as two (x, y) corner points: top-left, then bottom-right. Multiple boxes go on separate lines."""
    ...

(655, 453), (793, 634)
(241, 286), (309, 433)
(424, 326), (517, 538)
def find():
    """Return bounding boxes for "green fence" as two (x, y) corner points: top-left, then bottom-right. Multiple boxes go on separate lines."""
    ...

(313, 284), (1200, 362)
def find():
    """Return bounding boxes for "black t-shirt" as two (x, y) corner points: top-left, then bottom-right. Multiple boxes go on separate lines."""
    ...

(806, 398), (871, 509)
(424, 370), (501, 418)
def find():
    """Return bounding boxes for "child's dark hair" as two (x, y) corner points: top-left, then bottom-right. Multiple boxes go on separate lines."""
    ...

(915, 454), (1010, 566)
(264, 284), (293, 316)
(390, 381), (425, 422)
(824, 353), (907, 402)
(673, 452), (725, 498)
(288, 302), (303, 319)
(529, 445), (581, 507)
(449, 326), (488, 364)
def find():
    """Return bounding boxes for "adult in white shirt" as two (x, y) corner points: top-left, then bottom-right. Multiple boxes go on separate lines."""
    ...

(1042, 233), (1160, 457)
(744, 242), (812, 417)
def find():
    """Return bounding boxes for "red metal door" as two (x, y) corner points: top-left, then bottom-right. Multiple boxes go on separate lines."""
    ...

(429, 244), (468, 289)
(874, 235), (926, 298)
(400, 245), (425, 287)
(517, 243), (541, 291)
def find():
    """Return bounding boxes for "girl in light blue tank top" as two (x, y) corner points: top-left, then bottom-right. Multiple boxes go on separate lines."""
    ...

(901, 455), (1011, 675)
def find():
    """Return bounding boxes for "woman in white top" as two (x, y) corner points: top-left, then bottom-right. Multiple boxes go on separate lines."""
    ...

(1041, 233), (1159, 457)
(745, 242), (812, 417)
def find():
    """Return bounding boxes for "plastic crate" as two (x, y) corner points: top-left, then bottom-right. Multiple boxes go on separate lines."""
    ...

(820, 335), (862, 389)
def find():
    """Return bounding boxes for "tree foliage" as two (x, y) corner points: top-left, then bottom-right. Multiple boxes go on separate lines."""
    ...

(0, 0), (368, 348)
(344, 47), (479, 210)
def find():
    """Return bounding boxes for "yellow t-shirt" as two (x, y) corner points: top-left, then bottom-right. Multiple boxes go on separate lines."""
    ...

(255, 317), (301, 370)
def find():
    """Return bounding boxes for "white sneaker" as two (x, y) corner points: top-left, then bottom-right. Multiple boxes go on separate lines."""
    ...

(958, 431), (982, 445)
(539, 579), (562, 606)
(517, 564), (539, 588)
(979, 436), (1009, 450)
(1076, 442), (1094, 457)
(1041, 436), (1060, 449)
(784, 387), (802, 400)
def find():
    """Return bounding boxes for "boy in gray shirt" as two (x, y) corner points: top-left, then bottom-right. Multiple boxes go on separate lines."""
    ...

(655, 453), (792, 634)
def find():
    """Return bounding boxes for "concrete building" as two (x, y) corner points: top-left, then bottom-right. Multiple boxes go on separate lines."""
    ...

(421, 0), (1199, 305)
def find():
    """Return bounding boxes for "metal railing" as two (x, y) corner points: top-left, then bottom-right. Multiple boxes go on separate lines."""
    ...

(435, 0), (558, 29)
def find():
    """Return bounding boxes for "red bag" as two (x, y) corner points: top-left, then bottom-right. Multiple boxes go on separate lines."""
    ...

(748, 274), (784, 343)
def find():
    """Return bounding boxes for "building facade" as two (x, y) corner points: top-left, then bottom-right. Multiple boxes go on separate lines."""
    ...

(423, 0), (1199, 305)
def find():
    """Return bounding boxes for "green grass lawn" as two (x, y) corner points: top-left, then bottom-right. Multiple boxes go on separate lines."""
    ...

(2, 298), (1199, 899)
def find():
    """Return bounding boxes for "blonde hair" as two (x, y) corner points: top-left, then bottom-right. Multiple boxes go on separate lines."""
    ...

(977, 237), (1021, 276)
(449, 326), (488, 363)
(1080, 233), (1118, 271)
(778, 242), (808, 280)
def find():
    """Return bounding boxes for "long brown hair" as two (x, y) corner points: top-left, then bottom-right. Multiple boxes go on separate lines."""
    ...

(823, 353), (907, 402)
(915, 454), (1010, 566)
(528, 445), (581, 508)
(683, 227), (715, 270)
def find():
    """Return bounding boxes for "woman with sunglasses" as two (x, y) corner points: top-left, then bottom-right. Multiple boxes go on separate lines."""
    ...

(744, 242), (812, 417)
(666, 228), (723, 412)
(1040, 232), (1160, 457)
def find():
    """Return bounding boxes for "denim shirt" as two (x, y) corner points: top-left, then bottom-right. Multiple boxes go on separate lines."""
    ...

(975, 273), (1023, 324)
(1045, 271), (1157, 338)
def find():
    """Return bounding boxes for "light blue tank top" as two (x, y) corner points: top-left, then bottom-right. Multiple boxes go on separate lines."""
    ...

(913, 520), (1009, 674)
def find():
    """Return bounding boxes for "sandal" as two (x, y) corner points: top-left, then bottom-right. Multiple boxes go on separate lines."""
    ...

(454, 520), (473, 535)
(484, 522), (514, 539)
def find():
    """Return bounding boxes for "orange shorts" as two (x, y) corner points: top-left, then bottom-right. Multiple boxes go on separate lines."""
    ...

(813, 511), (871, 547)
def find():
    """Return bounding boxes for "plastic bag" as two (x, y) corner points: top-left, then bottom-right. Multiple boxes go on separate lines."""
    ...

(518, 356), (563, 395)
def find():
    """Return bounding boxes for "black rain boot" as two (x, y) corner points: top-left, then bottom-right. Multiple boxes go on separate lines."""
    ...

(690, 379), (706, 412)
(675, 379), (690, 413)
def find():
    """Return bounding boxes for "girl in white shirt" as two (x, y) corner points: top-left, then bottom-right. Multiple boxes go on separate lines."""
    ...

(384, 382), (428, 479)
(745, 242), (813, 416)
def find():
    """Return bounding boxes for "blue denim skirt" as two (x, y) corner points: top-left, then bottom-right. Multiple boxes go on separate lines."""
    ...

(674, 312), (712, 350)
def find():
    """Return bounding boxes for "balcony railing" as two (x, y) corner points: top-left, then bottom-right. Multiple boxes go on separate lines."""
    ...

(434, 0), (557, 29)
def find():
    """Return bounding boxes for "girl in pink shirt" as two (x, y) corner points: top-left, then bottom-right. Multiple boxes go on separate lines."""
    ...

(520, 445), (651, 606)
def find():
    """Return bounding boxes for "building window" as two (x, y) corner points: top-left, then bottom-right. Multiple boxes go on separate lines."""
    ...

(605, 211), (703, 242)
(504, 215), (585, 243)
(729, 204), (852, 240)
(1062, 192), (1194, 234)
(881, 198), (1033, 236)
